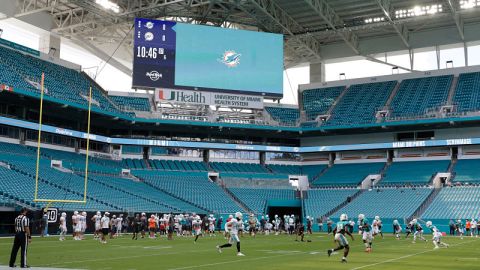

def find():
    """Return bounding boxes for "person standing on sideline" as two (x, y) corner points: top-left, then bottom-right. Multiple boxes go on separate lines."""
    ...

(9, 208), (31, 268)
(448, 219), (455, 236)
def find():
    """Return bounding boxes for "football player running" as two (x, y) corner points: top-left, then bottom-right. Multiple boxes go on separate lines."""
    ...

(216, 212), (245, 256)
(327, 213), (354, 263)
(426, 221), (449, 249)
(358, 214), (373, 252)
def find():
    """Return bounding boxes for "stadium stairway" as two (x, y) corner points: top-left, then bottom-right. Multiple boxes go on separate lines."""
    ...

(446, 76), (459, 105)
(409, 187), (442, 221)
(218, 182), (254, 213)
(322, 189), (364, 218)
(309, 165), (330, 184)
(135, 175), (211, 213)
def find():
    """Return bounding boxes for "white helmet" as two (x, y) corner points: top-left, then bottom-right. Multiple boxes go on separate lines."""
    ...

(426, 221), (432, 228)
(112, 215), (116, 218)
(358, 214), (365, 220)
(235, 212), (243, 220)
(412, 219), (417, 224)
(141, 212), (146, 216)
(375, 216), (380, 220)
(306, 216), (310, 219)
(210, 214), (214, 217)
(228, 214), (233, 219)
(105, 212), (110, 216)
(74, 211), (78, 215)
(82, 212), (87, 216)
(96, 211), (101, 215)
(340, 213), (348, 221)
(274, 214), (278, 218)
(151, 214), (155, 218)
(458, 219), (461, 223)
(291, 214), (294, 218)
(61, 212), (67, 217)
(393, 219), (398, 224)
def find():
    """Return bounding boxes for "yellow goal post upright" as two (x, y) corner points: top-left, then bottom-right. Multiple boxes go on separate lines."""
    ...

(33, 72), (92, 206)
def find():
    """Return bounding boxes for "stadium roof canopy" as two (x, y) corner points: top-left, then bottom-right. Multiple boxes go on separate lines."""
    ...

(5, 0), (480, 73)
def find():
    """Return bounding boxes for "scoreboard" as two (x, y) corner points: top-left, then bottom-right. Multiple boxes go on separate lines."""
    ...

(132, 18), (284, 97)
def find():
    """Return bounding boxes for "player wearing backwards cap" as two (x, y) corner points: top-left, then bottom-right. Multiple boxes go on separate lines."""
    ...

(358, 214), (373, 252)
(327, 214), (354, 263)
(426, 221), (449, 249)
(100, 212), (110, 244)
(91, 211), (102, 240)
(217, 212), (245, 256)
(59, 212), (67, 241)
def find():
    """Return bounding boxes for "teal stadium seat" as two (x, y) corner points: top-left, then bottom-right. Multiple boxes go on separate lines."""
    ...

(390, 75), (453, 118)
(302, 86), (344, 121)
(325, 81), (396, 126)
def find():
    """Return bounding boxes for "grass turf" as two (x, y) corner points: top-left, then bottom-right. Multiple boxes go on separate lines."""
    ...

(0, 233), (478, 269)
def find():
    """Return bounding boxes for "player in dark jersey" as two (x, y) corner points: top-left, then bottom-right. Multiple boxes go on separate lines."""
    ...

(327, 213), (354, 263)
(132, 214), (141, 240)
(295, 219), (305, 242)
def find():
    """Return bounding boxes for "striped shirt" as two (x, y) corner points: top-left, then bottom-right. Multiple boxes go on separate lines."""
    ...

(14, 214), (29, 233)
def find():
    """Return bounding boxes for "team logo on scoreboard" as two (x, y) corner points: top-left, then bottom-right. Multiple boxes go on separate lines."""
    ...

(145, 21), (154, 29)
(144, 32), (154, 41)
(146, 71), (162, 81)
(219, 50), (241, 67)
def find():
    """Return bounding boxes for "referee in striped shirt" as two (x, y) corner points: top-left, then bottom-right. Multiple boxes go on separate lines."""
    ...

(9, 208), (31, 268)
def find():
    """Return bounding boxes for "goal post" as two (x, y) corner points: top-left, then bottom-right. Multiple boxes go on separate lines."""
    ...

(33, 73), (92, 204)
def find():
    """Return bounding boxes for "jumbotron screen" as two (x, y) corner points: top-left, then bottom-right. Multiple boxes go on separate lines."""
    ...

(132, 18), (284, 97)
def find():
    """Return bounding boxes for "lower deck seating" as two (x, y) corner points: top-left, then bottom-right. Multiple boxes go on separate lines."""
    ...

(211, 162), (269, 173)
(267, 164), (302, 175)
(135, 171), (241, 213)
(333, 188), (432, 218)
(304, 189), (358, 219)
(422, 186), (480, 219)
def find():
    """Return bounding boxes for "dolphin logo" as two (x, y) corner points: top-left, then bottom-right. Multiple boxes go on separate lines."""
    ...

(219, 50), (241, 67)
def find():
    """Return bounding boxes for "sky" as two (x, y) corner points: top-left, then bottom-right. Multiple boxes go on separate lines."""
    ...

(2, 18), (480, 105)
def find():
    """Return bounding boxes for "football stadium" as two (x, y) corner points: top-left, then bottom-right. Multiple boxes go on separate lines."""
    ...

(1, 0), (480, 269)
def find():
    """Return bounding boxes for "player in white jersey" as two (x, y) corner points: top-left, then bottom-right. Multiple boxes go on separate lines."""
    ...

(100, 212), (110, 244)
(116, 214), (123, 237)
(193, 217), (203, 243)
(208, 214), (216, 236)
(393, 220), (402, 240)
(72, 211), (78, 239)
(59, 212), (67, 241)
(216, 212), (245, 256)
(80, 212), (87, 240)
(91, 211), (102, 239)
(74, 212), (82, 240)
(426, 221), (449, 249)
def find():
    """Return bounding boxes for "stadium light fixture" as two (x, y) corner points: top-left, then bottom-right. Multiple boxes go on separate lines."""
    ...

(364, 17), (385, 24)
(95, 0), (120, 13)
(395, 4), (442, 18)
(460, 0), (479, 9)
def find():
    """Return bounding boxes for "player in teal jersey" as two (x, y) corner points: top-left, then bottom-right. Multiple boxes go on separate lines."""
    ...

(358, 214), (373, 252)
(426, 221), (449, 249)
(327, 213), (354, 263)
(456, 219), (464, 239)
(393, 219), (402, 240)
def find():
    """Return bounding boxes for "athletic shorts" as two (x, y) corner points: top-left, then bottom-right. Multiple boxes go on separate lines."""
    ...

(228, 234), (240, 244)
(334, 233), (349, 247)
(195, 229), (202, 235)
(95, 224), (101, 231)
(433, 232), (442, 242)
(102, 228), (109, 235)
(149, 227), (156, 232)
(362, 231), (373, 241)
(75, 225), (82, 233)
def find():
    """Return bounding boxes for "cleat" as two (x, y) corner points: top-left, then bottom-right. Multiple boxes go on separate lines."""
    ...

(237, 252), (245, 256)
(341, 258), (347, 263)
(216, 245), (222, 253)
(327, 249), (333, 257)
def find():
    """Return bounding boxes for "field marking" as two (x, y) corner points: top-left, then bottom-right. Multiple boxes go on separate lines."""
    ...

(350, 238), (478, 270)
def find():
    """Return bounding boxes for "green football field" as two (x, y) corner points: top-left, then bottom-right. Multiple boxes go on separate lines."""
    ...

(0, 233), (478, 269)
